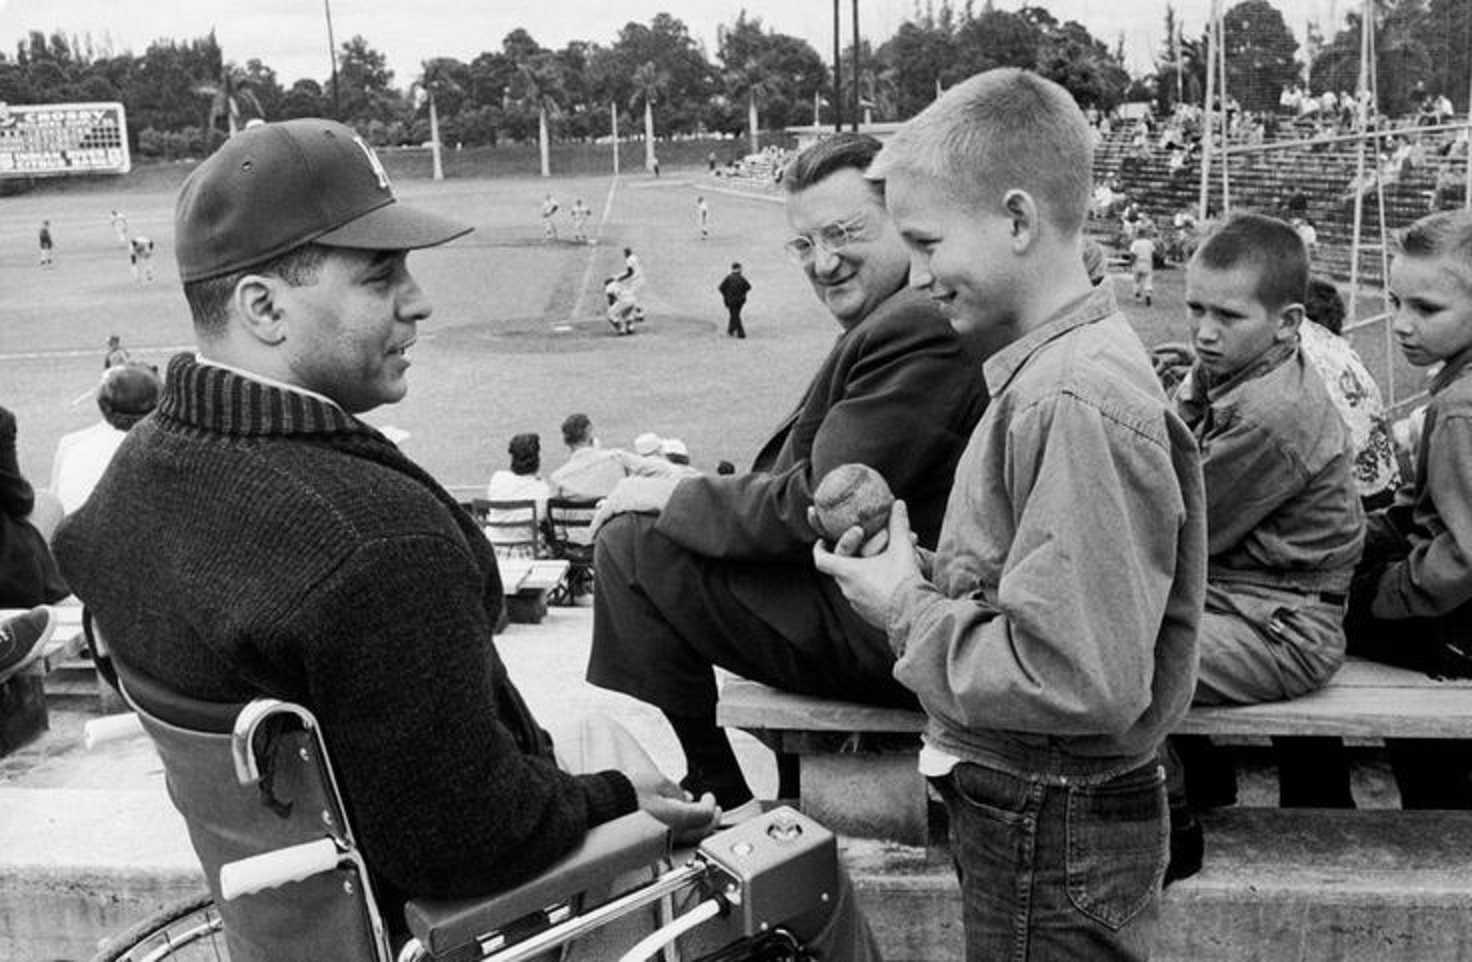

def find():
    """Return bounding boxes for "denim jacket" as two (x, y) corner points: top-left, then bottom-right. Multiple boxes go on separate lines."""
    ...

(1373, 349), (1472, 618)
(886, 287), (1207, 779)
(1177, 340), (1364, 595)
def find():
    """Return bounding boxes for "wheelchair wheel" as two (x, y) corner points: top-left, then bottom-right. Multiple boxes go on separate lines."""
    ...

(90, 893), (228, 961)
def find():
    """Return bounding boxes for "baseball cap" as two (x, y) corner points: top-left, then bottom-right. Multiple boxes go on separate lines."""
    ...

(175, 118), (471, 282)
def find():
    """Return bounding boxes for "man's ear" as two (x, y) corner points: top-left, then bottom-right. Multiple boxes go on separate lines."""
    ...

(1277, 302), (1305, 342)
(233, 274), (288, 346)
(1002, 189), (1039, 251)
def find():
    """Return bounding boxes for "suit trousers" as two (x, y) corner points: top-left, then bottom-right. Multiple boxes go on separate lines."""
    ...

(587, 513), (916, 718)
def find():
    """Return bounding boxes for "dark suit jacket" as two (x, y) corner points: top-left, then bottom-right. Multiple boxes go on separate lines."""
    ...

(656, 286), (988, 563)
(0, 406), (68, 607)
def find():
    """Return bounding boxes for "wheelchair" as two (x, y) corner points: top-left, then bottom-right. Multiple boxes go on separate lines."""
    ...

(86, 640), (835, 962)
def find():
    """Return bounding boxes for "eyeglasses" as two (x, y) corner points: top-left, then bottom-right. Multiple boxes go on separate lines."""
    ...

(783, 218), (868, 264)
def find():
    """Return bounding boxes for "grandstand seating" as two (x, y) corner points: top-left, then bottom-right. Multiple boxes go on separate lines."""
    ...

(1091, 121), (1468, 285)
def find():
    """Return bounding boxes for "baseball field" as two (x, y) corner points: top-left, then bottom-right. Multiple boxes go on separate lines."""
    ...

(0, 160), (1414, 495)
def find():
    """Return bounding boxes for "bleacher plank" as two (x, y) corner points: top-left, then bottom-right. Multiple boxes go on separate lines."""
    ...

(720, 658), (1472, 742)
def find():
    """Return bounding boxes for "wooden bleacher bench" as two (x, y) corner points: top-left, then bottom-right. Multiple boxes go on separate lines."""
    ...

(717, 657), (1472, 843)
(497, 558), (570, 625)
(720, 660), (1472, 959)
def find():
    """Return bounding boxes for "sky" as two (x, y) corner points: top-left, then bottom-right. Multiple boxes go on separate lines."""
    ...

(1, 0), (1340, 87)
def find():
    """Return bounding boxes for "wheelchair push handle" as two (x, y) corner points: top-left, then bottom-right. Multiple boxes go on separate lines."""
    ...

(83, 712), (146, 750)
(220, 837), (342, 900)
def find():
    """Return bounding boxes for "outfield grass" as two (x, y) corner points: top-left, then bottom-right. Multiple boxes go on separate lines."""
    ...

(0, 163), (1422, 495)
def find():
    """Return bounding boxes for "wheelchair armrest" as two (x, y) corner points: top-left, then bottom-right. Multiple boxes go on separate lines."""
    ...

(402, 811), (671, 958)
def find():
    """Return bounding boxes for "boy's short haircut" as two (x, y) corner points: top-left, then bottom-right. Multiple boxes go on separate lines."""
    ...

(781, 132), (884, 195)
(1192, 213), (1308, 313)
(1398, 209), (1472, 292)
(867, 67), (1093, 235)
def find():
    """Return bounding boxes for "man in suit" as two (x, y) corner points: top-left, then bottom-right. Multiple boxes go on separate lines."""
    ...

(586, 133), (990, 815)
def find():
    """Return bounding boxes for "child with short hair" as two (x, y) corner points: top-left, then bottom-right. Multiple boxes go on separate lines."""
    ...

(1346, 208), (1472, 806)
(815, 67), (1207, 960)
(1169, 215), (1365, 818)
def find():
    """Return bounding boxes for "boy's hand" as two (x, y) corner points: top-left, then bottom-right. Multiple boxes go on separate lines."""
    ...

(812, 500), (921, 628)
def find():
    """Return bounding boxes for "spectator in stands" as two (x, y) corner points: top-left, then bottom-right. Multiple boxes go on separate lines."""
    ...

(51, 362), (164, 514)
(485, 432), (551, 556)
(1300, 278), (1401, 509)
(1273, 276), (1403, 809)
(1130, 227), (1158, 305)
(817, 69), (1204, 958)
(1292, 216), (1319, 256)
(550, 414), (630, 500)
(585, 131), (990, 820)
(1167, 215), (1364, 869)
(1, 405), (68, 609)
(1432, 165), (1465, 211)
(1336, 210), (1472, 808)
(103, 335), (131, 369)
(549, 415), (677, 500)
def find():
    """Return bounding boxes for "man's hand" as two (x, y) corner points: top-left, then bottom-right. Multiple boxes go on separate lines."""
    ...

(588, 476), (682, 539)
(812, 499), (922, 628)
(624, 763), (721, 845)
(1428, 640), (1472, 681)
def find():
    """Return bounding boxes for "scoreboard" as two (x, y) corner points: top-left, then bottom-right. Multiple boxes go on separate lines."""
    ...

(0, 101), (131, 177)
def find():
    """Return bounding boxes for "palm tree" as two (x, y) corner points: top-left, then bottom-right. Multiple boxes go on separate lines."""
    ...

(630, 61), (670, 173)
(198, 62), (263, 137)
(726, 59), (784, 155)
(412, 59), (462, 181)
(513, 53), (564, 178)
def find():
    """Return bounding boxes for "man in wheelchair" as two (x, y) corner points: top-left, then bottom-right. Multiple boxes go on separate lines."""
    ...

(54, 119), (878, 961)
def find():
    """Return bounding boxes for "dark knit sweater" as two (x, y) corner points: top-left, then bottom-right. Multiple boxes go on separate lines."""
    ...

(54, 354), (636, 900)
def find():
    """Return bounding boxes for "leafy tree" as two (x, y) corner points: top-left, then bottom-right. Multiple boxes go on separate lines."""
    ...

(875, 19), (957, 117)
(1038, 19), (1131, 111)
(1423, 0), (1471, 112)
(953, 7), (1042, 76)
(719, 12), (826, 150)
(1309, 1), (1434, 116)
(241, 59), (285, 121)
(196, 49), (265, 138)
(1222, 0), (1300, 113)
(412, 58), (467, 178)
(510, 49), (566, 176)
(605, 15), (714, 136)
(128, 35), (227, 139)
(329, 35), (401, 131)
(1153, 4), (1207, 110)
(630, 59), (669, 170)
(281, 78), (325, 119)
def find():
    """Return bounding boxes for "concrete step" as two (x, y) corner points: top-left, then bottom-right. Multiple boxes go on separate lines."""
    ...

(846, 808), (1472, 962)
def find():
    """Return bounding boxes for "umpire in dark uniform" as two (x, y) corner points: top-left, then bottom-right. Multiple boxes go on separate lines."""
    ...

(585, 133), (990, 814)
(718, 262), (751, 338)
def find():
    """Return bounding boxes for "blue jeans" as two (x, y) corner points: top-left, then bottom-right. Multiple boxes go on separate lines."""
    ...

(932, 760), (1167, 962)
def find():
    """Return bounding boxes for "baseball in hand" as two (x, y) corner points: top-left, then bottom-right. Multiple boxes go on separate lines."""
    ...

(812, 463), (895, 544)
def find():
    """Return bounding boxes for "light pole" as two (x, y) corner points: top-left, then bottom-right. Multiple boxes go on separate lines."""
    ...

(323, 0), (339, 118)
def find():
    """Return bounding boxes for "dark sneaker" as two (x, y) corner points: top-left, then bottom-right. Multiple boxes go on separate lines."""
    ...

(0, 607), (57, 684)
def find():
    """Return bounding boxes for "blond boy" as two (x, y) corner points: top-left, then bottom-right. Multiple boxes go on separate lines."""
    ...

(816, 68), (1206, 960)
